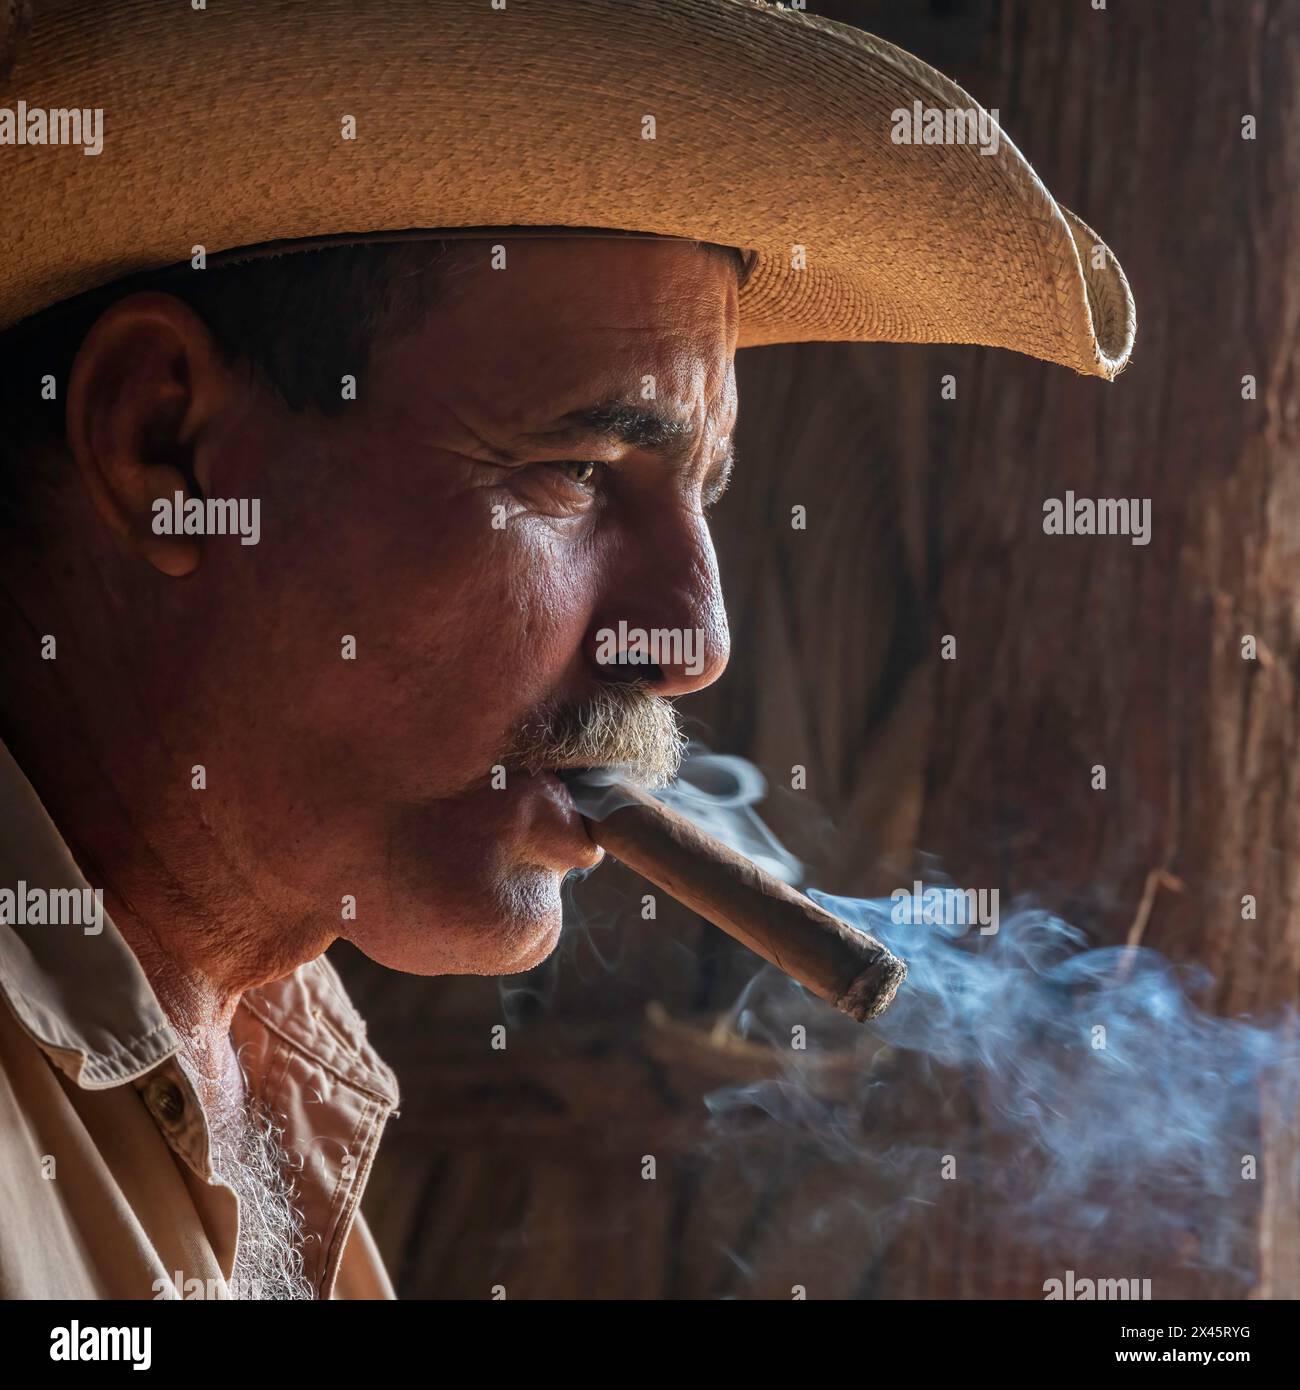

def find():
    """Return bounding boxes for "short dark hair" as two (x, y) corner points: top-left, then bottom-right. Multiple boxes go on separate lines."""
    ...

(0, 235), (746, 523)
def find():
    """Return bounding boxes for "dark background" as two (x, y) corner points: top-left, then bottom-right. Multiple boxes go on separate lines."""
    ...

(334, 0), (1300, 1299)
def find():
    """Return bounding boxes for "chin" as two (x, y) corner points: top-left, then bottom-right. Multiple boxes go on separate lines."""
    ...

(346, 866), (566, 976)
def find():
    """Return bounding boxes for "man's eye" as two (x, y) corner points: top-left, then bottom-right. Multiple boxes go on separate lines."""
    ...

(556, 461), (601, 487)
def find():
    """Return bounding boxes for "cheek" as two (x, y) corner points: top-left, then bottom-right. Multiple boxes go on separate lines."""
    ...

(202, 428), (599, 800)
(430, 518), (596, 709)
(287, 467), (595, 775)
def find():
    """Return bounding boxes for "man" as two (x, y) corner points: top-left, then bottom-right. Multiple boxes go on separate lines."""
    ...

(0, 0), (1132, 1298)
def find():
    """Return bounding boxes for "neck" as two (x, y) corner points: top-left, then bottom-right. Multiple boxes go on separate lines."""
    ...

(0, 558), (332, 1052)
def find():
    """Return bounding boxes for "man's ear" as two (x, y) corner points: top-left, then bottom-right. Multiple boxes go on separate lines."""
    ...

(65, 291), (242, 577)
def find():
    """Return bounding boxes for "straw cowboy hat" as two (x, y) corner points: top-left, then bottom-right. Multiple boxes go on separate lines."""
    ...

(0, 0), (1134, 378)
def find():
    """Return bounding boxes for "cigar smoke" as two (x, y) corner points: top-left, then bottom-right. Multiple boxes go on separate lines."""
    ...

(561, 744), (1300, 1295)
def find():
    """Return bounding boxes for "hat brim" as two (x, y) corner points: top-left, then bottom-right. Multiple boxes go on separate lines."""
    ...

(0, 0), (1134, 378)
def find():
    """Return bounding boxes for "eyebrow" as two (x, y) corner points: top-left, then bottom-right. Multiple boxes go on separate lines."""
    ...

(515, 399), (736, 491)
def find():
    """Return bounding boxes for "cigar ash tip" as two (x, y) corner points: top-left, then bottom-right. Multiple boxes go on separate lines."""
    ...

(836, 950), (908, 1023)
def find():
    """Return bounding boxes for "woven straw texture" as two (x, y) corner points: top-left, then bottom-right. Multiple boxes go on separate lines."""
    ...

(0, 0), (1135, 377)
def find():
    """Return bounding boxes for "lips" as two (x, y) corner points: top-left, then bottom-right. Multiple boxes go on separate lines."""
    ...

(527, 768), (604, 870)
(543, 765), (597, 803)
(539, 767), (577, 808)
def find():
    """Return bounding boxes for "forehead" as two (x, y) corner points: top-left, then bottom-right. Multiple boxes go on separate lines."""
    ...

(378, 237), (740, 442)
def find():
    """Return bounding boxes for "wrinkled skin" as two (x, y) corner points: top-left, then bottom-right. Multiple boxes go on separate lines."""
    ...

(0, 238), (737, 1070)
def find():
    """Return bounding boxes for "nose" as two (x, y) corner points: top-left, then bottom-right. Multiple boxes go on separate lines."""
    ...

(584, 508), (730, 698)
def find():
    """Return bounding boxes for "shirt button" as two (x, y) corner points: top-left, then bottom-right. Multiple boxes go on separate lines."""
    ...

(148, 1076), (185, 1125)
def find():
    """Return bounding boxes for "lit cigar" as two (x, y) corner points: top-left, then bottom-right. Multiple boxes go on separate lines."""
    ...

(579, 780), (906, 1022)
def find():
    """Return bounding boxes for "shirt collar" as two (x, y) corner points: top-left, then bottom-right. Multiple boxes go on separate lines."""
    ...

(0, 740), (397, 1106)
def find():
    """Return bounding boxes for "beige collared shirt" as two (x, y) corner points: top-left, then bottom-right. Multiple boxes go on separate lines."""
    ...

(0, 743), (401, 1299)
